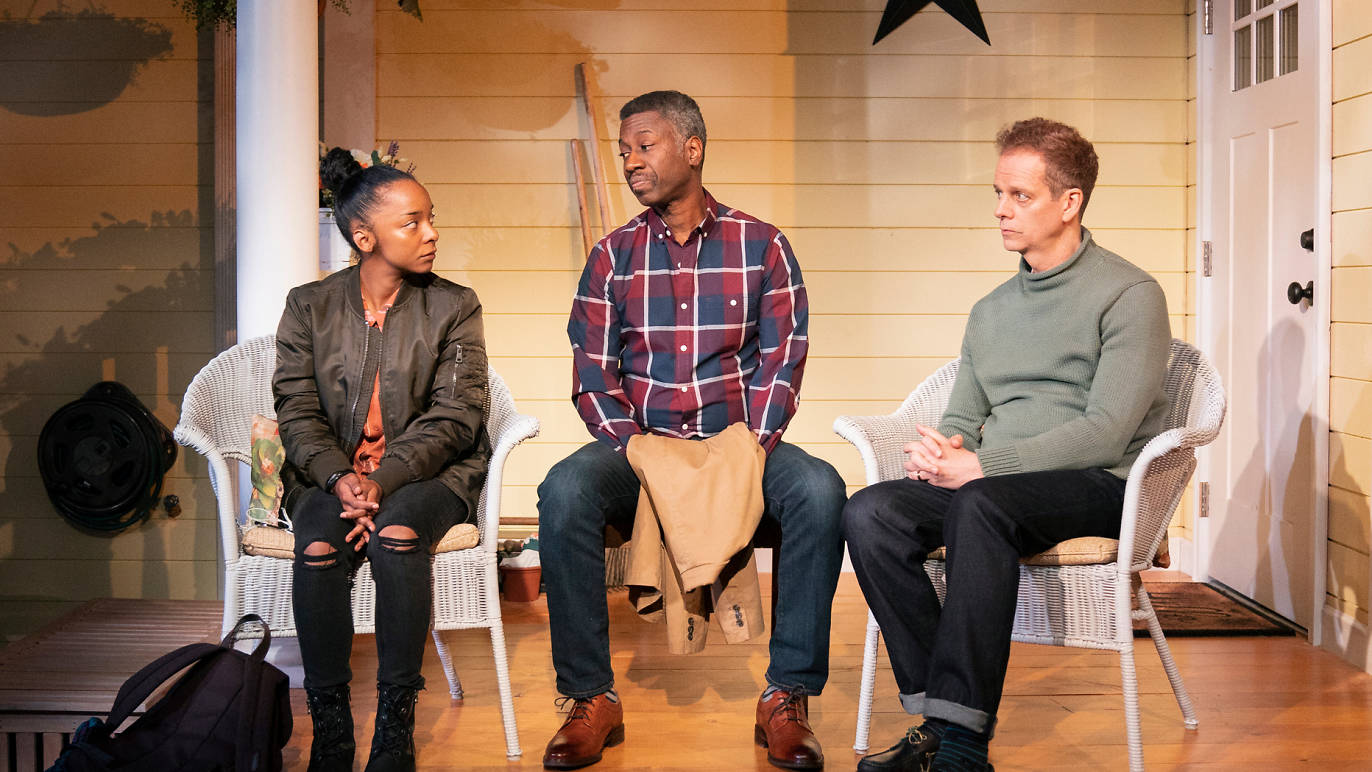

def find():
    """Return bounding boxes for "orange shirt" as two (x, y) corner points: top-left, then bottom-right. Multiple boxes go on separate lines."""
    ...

(352, 287), (399, 477)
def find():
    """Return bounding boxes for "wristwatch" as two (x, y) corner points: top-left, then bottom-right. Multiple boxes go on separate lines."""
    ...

(324, 470), (348, 494)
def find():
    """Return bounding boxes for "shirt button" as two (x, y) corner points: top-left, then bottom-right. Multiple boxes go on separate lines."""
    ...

(680, 303), (687, 310)
(682, 423), (689, 430)
(677, 262), (682, 269)
(680, 386), (688, 392)
(679, 344), (687, 352)
(730, 299), (738, 306)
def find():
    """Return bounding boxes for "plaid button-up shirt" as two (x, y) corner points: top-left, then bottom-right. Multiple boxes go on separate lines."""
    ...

(569, 191), (808, 454)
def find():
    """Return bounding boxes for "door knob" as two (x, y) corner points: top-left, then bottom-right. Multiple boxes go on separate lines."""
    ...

(1287, 280), (1313, 305)
(1300, 228), (1314, 251)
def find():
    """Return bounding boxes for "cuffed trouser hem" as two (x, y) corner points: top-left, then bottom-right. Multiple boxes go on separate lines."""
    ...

(557, 681), (616, 700)
(898, 691), (926, 716)
(764, 672), (824, 696)
(923, 697), (996, 738)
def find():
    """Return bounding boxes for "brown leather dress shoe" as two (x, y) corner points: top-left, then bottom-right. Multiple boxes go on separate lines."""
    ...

(754, 688), (824, 770)
(542, 692), (625, 769)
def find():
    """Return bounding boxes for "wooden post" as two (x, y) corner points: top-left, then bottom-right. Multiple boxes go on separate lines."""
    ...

(574, 62), (614, 235)
(214, 25), (236, 352)
(570, 139), (595, 257)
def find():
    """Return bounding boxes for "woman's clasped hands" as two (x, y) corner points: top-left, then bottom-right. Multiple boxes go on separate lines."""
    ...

(335, 473), (382, 549)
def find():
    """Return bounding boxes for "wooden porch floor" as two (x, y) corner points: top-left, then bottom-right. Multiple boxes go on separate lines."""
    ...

(5, 576), (1372, 771)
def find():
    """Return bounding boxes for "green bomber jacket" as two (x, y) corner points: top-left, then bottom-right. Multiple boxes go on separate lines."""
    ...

(272, 265), (490, 519)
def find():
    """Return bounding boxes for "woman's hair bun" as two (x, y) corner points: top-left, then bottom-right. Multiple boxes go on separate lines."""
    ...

(320, 147), (363, 199)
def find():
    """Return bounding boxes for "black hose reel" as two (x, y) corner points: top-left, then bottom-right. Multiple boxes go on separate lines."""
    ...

(37, 382), (178, 534)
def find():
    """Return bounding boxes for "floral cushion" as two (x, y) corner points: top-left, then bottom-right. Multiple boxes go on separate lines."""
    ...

(247, 414), (289, 529)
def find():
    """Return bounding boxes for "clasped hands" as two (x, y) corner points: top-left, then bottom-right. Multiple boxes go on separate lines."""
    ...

(904, 424), (983, 490)
(335, 473), (383, 550)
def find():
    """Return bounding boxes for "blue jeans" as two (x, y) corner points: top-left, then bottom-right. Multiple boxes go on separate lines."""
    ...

(841, 469), (1126, 734)
(538, 440), (847, 698)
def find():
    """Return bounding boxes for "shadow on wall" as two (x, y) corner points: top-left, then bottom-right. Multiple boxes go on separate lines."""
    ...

(0, 211), (216, 610)
(0, 4), (172, 116)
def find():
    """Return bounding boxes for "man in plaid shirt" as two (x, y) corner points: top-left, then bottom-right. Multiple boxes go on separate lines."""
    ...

(538, 90), (847, 770)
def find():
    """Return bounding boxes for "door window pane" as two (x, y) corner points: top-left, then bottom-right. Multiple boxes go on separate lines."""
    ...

(1235, 24), (1253, 90)
(1236, 0), (1252, 20)
(1256, 0), (1274, 7)
(1256, 14), (1275, 83)
(1280, 4), (1299, 75)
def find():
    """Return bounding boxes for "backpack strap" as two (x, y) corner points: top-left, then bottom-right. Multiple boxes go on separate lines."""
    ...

(227, 615), (274, 772)
(221, 613), (272, 659)
(102, 641), (222, 730)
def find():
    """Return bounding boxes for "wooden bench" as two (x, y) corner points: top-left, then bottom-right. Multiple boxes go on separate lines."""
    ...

(0, 598), (221, 772)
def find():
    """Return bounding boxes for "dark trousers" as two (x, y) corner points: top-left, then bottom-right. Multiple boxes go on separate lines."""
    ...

(841, 469), (1126, 733)
(291, 478), (468, 691)
(537, 440), (847, 698)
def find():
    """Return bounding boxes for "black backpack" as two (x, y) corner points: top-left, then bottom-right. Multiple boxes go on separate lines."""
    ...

(48, 615), (293, 772)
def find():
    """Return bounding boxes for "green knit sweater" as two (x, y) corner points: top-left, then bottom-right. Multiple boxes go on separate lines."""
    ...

(937, 229), (1171, 479)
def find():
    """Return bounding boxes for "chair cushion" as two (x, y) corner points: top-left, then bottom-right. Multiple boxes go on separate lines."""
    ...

(434, 523), (480, 553)
(240, 522), (479, 559)
(1020, 536), (1119, 566)
(241, 524), (295, 559)
(926, 536), (1120, 567)
(247, 415), (287, 528)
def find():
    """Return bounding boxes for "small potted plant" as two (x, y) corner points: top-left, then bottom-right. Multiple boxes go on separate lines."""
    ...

(172, 0), (356, 30)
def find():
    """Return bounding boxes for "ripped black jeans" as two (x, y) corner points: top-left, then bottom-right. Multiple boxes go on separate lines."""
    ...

(291, 479), (468, 691)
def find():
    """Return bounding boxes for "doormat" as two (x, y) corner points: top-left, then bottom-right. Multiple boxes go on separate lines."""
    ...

(1134, 582), (1297, 637)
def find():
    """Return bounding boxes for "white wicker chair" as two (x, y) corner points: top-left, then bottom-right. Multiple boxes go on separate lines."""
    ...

(174, 334), (538, 760)
(836, 338), (1225, 772)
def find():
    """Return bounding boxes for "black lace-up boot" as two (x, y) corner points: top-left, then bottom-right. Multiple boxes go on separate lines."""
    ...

(364, 683), (420, 772)
(305, 684), (355, 772)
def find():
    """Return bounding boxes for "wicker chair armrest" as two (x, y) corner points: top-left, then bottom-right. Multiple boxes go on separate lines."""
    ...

(477, 412), (540, 549)
(173, 422), (247, 564)
(1118, 427), (1198, 571)
(172, 422), (219, 468)
(833, 413), (923, 486)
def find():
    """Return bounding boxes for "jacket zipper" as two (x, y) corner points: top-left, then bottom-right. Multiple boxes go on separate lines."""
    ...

(347, 319), (370, 449)
(450, 343), (462, 396)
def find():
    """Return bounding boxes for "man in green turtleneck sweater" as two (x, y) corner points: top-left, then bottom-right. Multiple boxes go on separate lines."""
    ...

(844, 118), (1171, 772)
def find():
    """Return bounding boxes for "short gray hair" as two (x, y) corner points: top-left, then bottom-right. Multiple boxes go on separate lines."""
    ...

(619, 90), (707, 155)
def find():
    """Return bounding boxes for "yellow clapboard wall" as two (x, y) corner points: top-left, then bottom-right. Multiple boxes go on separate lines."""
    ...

(1327, 0), (1372, 628)
(0, 0), (218, 643)
(376, 0), (1193, 524)
(0, 0), (1202, 645)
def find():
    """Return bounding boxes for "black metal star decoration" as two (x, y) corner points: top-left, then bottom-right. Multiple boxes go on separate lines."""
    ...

(873, 0), (991, 46)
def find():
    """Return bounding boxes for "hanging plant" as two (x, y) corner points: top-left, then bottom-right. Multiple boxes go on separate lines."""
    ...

(171, 1), (356, 31)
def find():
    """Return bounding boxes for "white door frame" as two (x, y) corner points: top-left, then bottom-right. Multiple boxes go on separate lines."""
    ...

(1193, 0), (1333, 645)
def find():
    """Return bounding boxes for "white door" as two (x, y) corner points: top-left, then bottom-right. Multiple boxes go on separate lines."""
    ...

(1200, 0), (1324, 631)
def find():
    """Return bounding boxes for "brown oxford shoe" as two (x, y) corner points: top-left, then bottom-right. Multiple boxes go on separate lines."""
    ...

(542, 692), (625, 770)
(754, 687), (824, 770)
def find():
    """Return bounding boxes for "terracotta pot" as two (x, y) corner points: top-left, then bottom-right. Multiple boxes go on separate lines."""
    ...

(501, 565), (542, 602)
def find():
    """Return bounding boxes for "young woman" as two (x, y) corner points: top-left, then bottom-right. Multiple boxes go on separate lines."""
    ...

(273, 163), (489, 772)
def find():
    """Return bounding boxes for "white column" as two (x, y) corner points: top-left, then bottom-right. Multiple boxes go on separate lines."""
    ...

(235, 0), (319, 341)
